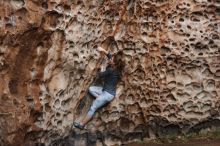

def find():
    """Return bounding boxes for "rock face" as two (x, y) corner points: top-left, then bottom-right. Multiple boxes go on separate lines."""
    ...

(0, 0), (220, 146)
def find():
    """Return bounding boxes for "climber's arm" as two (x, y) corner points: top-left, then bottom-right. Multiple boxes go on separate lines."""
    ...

(97, 67), (111, 78)
(97, 46), (112, 59)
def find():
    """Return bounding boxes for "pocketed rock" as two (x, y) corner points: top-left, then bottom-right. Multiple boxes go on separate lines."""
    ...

(0, 0), (219, 146)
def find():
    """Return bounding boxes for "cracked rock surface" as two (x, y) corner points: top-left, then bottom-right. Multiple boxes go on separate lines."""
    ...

(0, 0), (220, 146)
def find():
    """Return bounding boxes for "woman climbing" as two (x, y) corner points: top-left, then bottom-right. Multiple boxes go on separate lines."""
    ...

(73, 46), (124, 130)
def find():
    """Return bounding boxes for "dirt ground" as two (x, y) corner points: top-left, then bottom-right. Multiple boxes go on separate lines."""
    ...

(125, 139), (220, 146)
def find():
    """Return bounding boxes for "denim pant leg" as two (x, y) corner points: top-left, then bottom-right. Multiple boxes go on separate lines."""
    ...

(88, 86), (103, 98)
(87, 91), (114, 118)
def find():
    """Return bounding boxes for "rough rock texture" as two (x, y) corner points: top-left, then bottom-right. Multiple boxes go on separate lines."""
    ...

(0, 0), (220, 146)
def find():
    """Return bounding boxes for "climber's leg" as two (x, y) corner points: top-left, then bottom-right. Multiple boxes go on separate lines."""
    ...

(88, 86), (103, 98)
(80, 91), (114, 126)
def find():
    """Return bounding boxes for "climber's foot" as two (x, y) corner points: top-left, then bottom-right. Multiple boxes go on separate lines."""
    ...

(73, 121), (85, 130)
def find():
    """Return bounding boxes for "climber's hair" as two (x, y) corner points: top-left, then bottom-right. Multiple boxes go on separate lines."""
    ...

(104, 36), (125, 77)
(113, 50), (125, 77)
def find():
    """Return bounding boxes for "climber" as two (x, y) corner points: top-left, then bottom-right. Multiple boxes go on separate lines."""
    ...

(73, 46), (124, 130)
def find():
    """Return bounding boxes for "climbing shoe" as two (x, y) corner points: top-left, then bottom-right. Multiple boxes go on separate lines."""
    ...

(73, 121), (85, 130)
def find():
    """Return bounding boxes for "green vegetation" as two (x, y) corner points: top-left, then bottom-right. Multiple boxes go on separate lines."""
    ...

(152, 128), (220, 144)
(116, 128), (220, 146)
(182, 128), (220, 140)
(211, 128), (220, 139)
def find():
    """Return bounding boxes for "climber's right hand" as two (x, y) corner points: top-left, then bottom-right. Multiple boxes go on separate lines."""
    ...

(97, 46), (104, 52)
(97, 46), (108, 54)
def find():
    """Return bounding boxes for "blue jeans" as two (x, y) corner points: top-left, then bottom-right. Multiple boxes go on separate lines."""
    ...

(87, 86), (114, 118)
